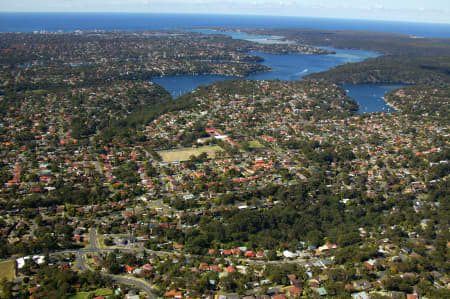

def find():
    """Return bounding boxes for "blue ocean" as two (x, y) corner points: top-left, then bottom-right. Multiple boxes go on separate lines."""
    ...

(1, 13), (449, 38)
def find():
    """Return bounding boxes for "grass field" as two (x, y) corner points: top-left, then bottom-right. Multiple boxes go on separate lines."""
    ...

(158, 146), (223, 162)
(248, 140), (264, 148)
(70, 292), (91, 299)
(0, 260), (15, 281)
(70, 288), (113, 299)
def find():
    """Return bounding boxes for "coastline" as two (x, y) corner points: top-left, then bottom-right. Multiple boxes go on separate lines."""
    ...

(2, 13), (449, 38)
(384, 97), (401, 112)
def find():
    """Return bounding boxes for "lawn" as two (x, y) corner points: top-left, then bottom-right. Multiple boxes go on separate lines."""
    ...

(158, 146), (223, 162)
(0, 260), (15, 281)
(93, 288), (113, 297)
(248, 140), (264, 148)
(70, 292), (90, 299)
(70, 288), (113, 299)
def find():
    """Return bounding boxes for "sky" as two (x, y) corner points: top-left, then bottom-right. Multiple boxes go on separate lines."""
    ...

(1, 0), (449, 24)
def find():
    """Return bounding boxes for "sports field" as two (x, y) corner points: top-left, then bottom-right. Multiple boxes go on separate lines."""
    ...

(248, 140), (264, 148)
(158, 146), (223, 162)
(70, 288), (113, 299)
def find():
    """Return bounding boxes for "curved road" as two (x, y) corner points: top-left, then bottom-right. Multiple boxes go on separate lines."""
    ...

(75, 226), (160, 299)
(110, 275), (158, 299)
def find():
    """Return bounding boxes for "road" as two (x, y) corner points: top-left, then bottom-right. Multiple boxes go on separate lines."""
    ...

(89, 225), (99, 249)
(75, 251), (87, 272)
(73, 225), (160, 298)
(110, 275), (158, 299)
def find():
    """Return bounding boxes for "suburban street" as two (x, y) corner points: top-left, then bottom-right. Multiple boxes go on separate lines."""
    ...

(89, 224), (99, 250)
(110, 275), (158, 299)
(75, 225), (160, 299)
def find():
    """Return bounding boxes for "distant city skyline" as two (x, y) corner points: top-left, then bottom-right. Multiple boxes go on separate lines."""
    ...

(1, 0), (449, 24)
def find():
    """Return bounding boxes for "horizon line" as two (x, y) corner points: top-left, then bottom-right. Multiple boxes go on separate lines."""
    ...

(1, 11), (449, 26)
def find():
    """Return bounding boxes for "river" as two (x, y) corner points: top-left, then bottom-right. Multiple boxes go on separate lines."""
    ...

(152, 29), (404, 113)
